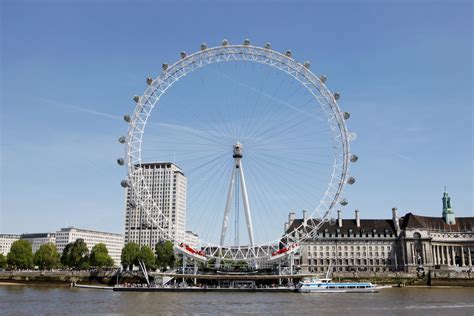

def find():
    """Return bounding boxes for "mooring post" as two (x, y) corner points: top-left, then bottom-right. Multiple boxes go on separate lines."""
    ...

(194, 261), (197, 285)
(182, 254), (187, 285)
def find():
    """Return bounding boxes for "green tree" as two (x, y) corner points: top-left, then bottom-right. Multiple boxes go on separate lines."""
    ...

(121, 242), (140, 270)
(206, 258), (216, 269)
(233, 260), (248, 270)
(7, 240), (33, 270)
(60, 243), (73, 267)
(90, 243), (114, 269)
(155, 240), (175, 270)
(62, 239), (89, 269)
(138, 245), (156, 271)
(34, 243), (60, 270)
(0, 253), (7, 269)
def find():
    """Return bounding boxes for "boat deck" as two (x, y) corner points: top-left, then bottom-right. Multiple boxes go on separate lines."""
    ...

(113, 287), (296, 292)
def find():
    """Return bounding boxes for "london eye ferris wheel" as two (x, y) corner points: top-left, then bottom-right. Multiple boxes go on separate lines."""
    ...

(117, 39), (357, 263)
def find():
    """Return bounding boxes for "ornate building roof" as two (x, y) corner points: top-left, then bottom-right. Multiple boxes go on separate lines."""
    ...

(286, 218), (398, 236)
(285, 213), (474, 236)
(401, 213), (474, 232)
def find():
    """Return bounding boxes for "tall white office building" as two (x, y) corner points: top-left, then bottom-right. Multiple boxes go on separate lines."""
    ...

(124, 162), (187, 249)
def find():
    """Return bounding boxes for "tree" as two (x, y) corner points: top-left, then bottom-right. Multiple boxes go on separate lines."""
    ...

(34, 243), (59, 270)
(138, 245), (156, 271)
(7, 240), (33, 269)
(233, 260), (248, 270)
(0, 253), (7, 269)
(121, 242), (140, 270)
(61, 239), (89, 269)
(61, 243), (73, 267)
(155, 240), (175, 270)
(89, 243), (114, 269)
(206, 258), (216, 269)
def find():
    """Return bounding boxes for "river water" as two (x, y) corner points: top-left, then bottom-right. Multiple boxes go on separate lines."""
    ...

(1, 285), (473, 315)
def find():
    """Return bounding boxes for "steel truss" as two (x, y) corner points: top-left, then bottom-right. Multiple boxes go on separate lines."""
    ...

(123, 43), (353, 262)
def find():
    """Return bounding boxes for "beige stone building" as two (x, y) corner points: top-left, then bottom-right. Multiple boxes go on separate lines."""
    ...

(285, 191), (473, 273)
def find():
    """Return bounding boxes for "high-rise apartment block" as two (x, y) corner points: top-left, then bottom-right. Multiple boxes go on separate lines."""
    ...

(124, 162), (187, 248)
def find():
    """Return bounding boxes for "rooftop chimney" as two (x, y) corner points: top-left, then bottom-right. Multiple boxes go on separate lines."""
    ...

(303, 210), (308, 225)
(337, 210), (342, 228)
(355, 209), (360, 228)
(288, 212), (296, 227)
(392, 207), (400, 233)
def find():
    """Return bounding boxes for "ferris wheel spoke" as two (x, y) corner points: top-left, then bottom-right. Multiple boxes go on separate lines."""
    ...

(218, 63), (286, 141)
(185, 156), (230, 217)
(246, 154), (320, 209)
(244, 162), (291, 240)
(244, 106), (315, 146)
(246, 154), (327, 206)
(249, 155), (332, 186)
(251, 152), (331, 168)
(146, 126), (227, 149)
(256, 129), (332, 147)
(179, 151), (230, 177)
(188, 178), (226, 240)
(239, 64), (273, 137)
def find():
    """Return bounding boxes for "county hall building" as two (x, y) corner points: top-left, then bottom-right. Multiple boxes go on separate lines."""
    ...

(285, 191), (473, 273)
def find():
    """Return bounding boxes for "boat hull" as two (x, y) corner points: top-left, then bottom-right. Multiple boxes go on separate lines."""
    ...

(298, 285), (390, 293)
(299, 287), (379, 293)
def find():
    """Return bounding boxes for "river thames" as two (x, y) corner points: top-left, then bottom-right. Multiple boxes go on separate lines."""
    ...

(1, 285), (474, 315)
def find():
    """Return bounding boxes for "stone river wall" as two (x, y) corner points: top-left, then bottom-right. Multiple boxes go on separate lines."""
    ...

(0, 270), (473, 286)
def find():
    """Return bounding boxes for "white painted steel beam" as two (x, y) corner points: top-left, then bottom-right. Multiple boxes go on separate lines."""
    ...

(238, 161), (255, 247)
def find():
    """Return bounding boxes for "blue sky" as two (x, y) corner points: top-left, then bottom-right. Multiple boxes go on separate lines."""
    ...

(1, 0), (472, 236)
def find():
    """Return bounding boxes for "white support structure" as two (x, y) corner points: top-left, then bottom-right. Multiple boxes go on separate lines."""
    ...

(220, 165), (237, 246)
(121, 42), (355, 262)
(220, 142), (255, 248)
(138, 260), (150, 287)
(239, 162), (255, 246)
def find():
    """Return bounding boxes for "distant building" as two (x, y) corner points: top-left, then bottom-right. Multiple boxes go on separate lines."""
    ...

(285, 191), (474, 273)
(124, 162), (187, 249)
(55, 227), (124, 266)
(184, 231), (199, 248)
(0, 234), (20, 256)
(20, 233), (56, 253)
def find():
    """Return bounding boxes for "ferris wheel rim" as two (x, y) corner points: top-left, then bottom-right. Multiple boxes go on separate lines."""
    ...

(123, 42), (352, 261)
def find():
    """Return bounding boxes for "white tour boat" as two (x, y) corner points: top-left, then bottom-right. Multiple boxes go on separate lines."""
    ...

(298, 265), (390, 293)
(297, 277), (388, 293)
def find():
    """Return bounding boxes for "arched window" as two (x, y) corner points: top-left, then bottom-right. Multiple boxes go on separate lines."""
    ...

(413, 232), (423, 265)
